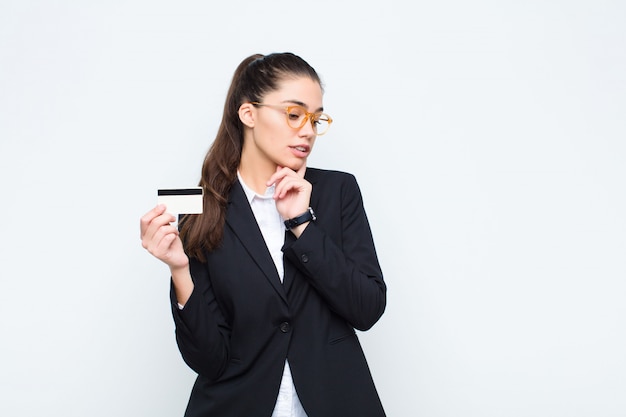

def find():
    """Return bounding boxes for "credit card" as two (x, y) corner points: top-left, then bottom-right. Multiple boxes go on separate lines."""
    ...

(157, 188), (203, 214)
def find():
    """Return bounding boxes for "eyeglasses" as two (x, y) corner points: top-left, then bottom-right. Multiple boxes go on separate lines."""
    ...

(250, 102), (333, 135)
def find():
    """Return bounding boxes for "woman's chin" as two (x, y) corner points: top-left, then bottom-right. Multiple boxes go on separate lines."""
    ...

(279, 159), (306, 173)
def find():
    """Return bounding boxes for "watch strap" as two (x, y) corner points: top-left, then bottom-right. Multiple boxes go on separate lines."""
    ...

(284, 207), (316, 231)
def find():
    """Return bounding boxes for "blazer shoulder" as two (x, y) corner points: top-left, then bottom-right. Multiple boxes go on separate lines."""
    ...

(305, 167), (358, 185)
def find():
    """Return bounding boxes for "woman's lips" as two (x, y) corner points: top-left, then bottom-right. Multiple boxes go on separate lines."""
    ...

(290, 145), (310, 157)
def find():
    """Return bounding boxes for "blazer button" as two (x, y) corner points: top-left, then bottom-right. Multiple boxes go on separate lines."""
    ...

(279, 322), (291, 333)
(301, 254), (309, 263)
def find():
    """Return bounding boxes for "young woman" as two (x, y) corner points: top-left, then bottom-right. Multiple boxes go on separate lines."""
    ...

(140, 52), (387, 417)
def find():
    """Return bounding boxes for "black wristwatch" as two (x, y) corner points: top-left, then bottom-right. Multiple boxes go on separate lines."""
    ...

(284, 207), (316, 231)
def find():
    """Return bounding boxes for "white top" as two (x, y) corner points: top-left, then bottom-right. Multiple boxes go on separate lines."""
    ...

(238, 172), (308, 417)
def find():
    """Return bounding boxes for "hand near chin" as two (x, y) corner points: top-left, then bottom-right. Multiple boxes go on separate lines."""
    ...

(267, 164), (312, 220)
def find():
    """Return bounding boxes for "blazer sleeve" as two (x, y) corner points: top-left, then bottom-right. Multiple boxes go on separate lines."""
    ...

(282, 173), (386, 331)
(169, 257), (231, 379)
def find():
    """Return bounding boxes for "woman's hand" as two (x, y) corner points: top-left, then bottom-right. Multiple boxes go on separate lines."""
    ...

(267, 165), (312, 236)
(140, 205), (189, 270)
(140, 205), (194, 305)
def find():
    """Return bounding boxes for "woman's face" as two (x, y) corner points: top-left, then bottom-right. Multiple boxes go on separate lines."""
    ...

(246, 76), (323, 172)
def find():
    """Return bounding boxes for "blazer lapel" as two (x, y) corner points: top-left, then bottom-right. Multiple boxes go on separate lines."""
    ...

(226, 180), (287, 303)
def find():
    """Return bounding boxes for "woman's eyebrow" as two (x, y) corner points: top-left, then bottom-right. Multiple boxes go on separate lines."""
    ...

(281, 99), (324, 112)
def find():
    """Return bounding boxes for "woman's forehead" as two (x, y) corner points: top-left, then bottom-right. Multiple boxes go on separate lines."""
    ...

(266, 77), (323, 108)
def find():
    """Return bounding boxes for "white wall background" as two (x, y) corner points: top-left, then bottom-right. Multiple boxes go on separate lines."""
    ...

(1, 1), (625, 416)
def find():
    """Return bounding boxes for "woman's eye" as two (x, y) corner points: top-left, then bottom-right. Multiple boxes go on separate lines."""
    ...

(287, 112), (301, 120)
(312, 115), (325, 125)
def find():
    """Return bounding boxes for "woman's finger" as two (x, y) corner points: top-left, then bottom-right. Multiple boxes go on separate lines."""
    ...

(144, 222), (184, 263)
(296, 163), (307, 178)
(140, 205), (168, 236)
(266, 166), (299, 188)
(274, 176), (307, 199)
(141, 207), (176, 240)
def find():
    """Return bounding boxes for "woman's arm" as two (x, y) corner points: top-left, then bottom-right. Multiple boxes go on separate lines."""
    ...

(282, 173), (386, 330)
(170, 257), (232, 380)
(141, 205), (230, 379)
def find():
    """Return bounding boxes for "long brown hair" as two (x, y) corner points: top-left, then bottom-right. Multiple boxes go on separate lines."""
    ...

(179, 52), (322, 261)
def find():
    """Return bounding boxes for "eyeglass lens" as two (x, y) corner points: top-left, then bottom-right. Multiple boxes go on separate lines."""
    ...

(287, 107), (330, 134)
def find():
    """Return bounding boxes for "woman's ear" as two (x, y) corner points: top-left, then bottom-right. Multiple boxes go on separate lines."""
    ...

(238, 103), (255, 128)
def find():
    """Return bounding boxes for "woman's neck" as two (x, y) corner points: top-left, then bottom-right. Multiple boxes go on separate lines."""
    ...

(238, 157), (276, 195)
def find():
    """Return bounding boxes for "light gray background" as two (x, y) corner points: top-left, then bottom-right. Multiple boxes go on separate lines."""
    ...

(1, 1), (625, 416)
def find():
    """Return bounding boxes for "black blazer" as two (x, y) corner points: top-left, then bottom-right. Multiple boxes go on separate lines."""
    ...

(170, 168), (387, 417)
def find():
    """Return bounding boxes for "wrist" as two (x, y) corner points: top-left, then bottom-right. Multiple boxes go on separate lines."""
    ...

(170, 263), (193, 306)
(290, 221), (310, 238)
(170, 261), (190, 281)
